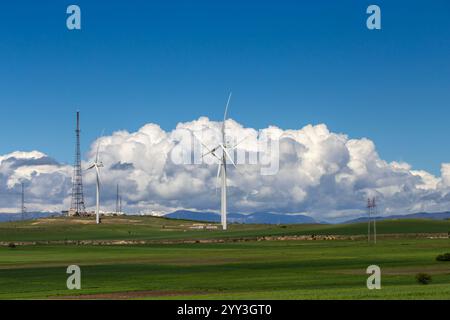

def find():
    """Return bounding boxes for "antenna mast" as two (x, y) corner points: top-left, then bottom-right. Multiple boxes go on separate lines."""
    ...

(70, 111), (86, 216)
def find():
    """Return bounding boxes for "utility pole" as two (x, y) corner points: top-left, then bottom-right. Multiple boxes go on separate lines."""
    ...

(367, 197), (377, 244)
(373, 198), (377, 244)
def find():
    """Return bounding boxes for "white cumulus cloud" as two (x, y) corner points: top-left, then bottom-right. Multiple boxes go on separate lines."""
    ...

(1, 118), (449, 221)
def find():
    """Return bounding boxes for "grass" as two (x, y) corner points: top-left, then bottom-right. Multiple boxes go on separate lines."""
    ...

(0, 216), (449, 299)
(1, 216), (449, 242)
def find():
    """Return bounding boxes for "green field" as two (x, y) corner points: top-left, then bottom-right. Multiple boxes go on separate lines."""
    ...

(0, 216), (449, 299)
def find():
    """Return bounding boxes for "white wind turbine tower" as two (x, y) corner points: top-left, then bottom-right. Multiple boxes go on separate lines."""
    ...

(88, 137), (104, 224)
(199, 93), (243, 231)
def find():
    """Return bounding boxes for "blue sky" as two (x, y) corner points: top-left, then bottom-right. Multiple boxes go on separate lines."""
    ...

(0, 0), (449, 175)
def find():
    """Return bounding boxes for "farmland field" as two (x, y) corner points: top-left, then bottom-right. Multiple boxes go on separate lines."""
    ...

(0, 216), (449, 299)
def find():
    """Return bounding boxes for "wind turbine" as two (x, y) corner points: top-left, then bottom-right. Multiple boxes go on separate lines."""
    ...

(199, 93), (246, 231)
(88, 136), (104, 224)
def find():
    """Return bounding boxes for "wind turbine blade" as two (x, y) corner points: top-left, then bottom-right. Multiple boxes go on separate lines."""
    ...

(87, 164), (95, 170)
(202, 147), (221, 161)
(95, 141), (101, 163)
(222, 92), (232, 139)
(95, 165), (101, 186)
(220, 145), (237, 168)
(193, 133), (212, 153)
(223, 92), (232, 122)
(95, 129), (105, 163)
(231, 134), (251, 150)
(216, 163), (221, 193)
(193, 133), (221, 161)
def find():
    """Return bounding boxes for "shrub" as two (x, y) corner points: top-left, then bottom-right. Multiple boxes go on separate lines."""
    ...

(8, 243), (16, 249)
(416, 273), (432, 285)
(436, 253), (450, 261)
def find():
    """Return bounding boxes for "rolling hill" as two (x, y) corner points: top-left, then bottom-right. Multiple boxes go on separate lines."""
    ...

(0, 215), (449, 243)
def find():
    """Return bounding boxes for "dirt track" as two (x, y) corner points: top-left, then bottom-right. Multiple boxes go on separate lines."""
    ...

(1, 233), (448, 247)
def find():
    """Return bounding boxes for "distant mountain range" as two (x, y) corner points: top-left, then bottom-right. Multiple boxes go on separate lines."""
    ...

(0, 212), (62, 222)
(165, 210), (317, 224)
(343, 211), (450, 224)
(1, 210), (449, 225)
(165, 210), (450, 225)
